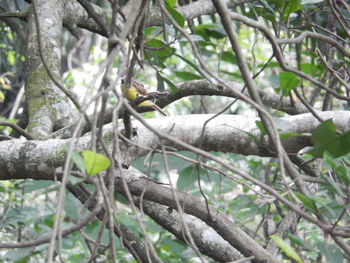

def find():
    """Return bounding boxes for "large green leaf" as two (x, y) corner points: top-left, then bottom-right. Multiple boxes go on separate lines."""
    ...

(283, 0), (302, 21)
(300, 63), (323, 76)
(64, 192), (81, 220)
(174, 71), (202, 81)
(294, 191), (317, 212)
(288, 234), (315, 251)
(271, 235), (304, 263)
(335, 165), (350, 186)
(71, 150), (86, 174)
(255, 120), (267, 136)
(221, 51), (237, 65)
(177, 165), (196, 191)
(5, 247), (34, 263)
(165, 0), (176, 8)
(317, 243), (344, 263)
(82, 150), (111, 176)
(24, 180), (55, 193)
(145, 39), (175, 57)
(193, 24), (226, 41)
(310, 119), (350, 158)
(279, 71), (300, 96)
(165, 3), (185, 27)
(158, 73), (178, 93)
(270, 0), (302, 21)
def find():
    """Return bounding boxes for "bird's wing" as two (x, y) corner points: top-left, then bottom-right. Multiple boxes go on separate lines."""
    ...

(132, 79), (148, 96)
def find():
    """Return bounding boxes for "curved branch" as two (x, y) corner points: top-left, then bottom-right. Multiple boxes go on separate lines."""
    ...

(156, 79), (308, 115)
(0, 121), (33, 140)
(117, 174), (277, 263)
(277, 31), (350, 58)
(135, 198), (245, 262)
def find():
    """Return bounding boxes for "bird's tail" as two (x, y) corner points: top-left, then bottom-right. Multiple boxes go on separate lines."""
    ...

(151, 103), (167, 116)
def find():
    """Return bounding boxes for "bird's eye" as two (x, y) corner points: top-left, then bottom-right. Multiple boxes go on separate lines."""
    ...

(121, 79), (125, 84)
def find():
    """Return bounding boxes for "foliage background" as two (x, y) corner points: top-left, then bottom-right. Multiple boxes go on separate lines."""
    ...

(0, 0), (350, 262)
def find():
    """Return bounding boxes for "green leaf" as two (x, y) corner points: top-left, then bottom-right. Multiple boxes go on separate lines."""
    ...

(145, 39), (175, 57)
(64, 193), (80, 220)
(221, 51), (237, 65)
(193, 24), (226, 40)
(165, 3), (185, 27)
(144, 26), (163, 38)
(310, 119), (350, 158)
(163, 238), (187, 254)
(157, 73), (178, 93)
(312, 119), (337, 142)
(165, 0), (176, 8)
(71, 151), (86, 174)
(279, 132), (306, 139)
(323, 151), (337, 168)
(194, 24), (216, 41)
(205, 26), (226, 39)
(243, 131), (260, 142)
(5, 207), (39, 225)
(174, 71), (202, 81)
(300, 63), (323, 76)
(279, 71), (300, 96)
(320, 170), (344, 196)
(271, 0), (302, 21)
(177, 166), (196, 191)
(250, 6), (275, 22)
(82, 150), (111, 176)
(335, 165), (350, 186)
(294, 192), (317, 212)
(317, 242), (343, 263)
(5, 247), (33, 263)
(270, 235), (304, 263)
(175, 54), (206, 78)
(255, 120), (267, 136)
(283, 0), (302, 21)
(69, 176), (85, 185)
(24, 180), (54, 194)
(7, 50), (16, 66)
(288, 234), (315, 251)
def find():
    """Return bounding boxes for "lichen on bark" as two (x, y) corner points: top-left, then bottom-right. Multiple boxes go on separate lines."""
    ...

(24, 0), (73, 139)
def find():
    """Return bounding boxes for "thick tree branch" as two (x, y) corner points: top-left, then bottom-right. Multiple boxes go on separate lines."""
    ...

(0, 111), (349, 180)
(25, 0), (73, 138)
(116, 174), (278, 263)
(135, 198), (246, 262)
(52, 78), (308, 139)
(157, 79), (308, 115)
(146, 0), (254, 26)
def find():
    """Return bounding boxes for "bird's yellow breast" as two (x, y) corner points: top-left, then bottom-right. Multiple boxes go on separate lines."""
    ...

(121, 85), (139, 101)
(121, 85), (153, 107)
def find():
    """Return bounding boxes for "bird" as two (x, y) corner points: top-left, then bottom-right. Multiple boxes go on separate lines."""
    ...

(120, 78), (167, 116)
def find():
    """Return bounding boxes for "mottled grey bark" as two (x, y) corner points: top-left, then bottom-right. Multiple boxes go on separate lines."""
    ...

(0, 111), (348, 180)
(25, 0), (72, 139)
(136, 198), (247, 262)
